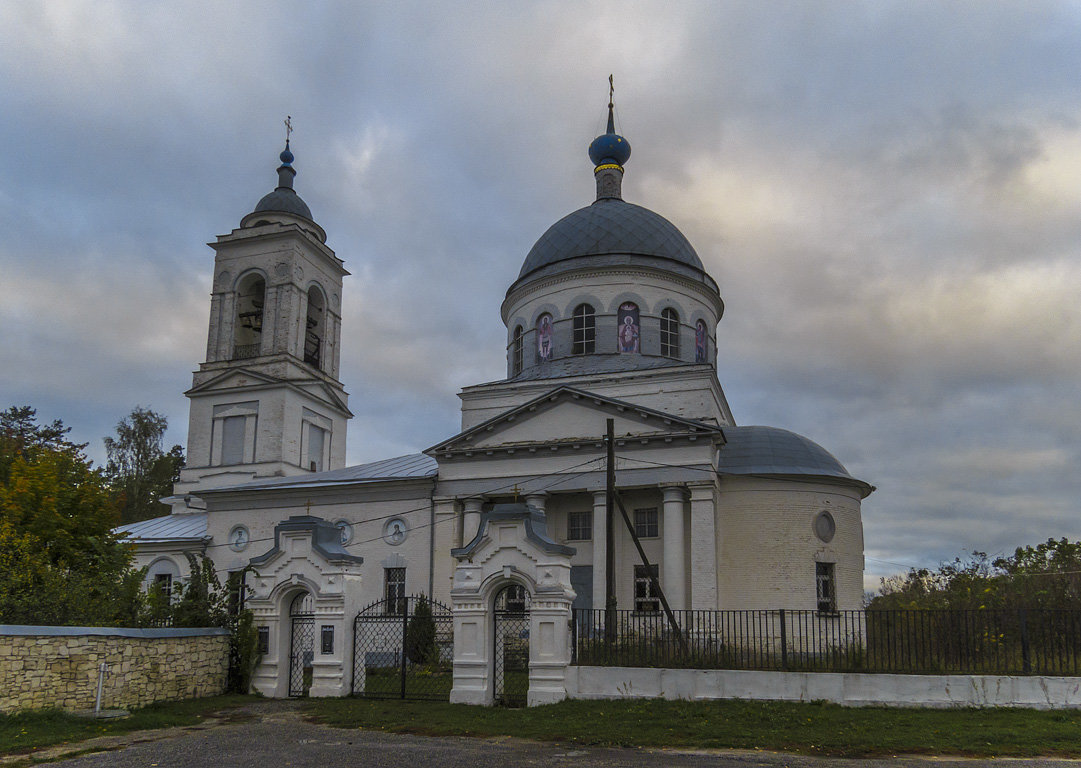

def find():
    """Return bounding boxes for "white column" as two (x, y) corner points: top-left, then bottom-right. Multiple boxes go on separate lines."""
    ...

(661, 485), (688, 612)
(688, 483), (718, 610)
(591, 490), (607, 615)
(462, 498), (484, 545)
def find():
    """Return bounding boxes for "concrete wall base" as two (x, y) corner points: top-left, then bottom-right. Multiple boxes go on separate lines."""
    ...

(566, 666), (1081, 709)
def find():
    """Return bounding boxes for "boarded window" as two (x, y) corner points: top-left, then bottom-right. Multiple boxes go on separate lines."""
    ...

(308, 424), (326, 472)
(221, 415), (246, 465)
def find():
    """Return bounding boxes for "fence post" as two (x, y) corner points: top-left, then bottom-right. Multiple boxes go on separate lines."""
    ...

(400, 602), (409, 698)
(1019, 608), (1031, 675)
(779, 609), (788, 672)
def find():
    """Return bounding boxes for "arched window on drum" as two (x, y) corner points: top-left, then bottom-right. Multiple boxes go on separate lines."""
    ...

(511, 325), (523, 376)
(660, 308), (680, 358)
(572, 304), (595, 355)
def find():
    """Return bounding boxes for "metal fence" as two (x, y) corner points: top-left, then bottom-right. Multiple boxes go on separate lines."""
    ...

(572, 608), (1081, 675)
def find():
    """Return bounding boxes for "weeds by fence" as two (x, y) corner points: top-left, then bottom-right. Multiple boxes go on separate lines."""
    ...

(572, 608), (1081, 675)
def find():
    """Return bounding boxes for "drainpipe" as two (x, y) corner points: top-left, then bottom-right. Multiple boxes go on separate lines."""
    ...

(428, 481), (436, 599)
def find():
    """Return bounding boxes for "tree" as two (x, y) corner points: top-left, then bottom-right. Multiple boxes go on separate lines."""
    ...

(870, 539), (1081, 611)
(104, 407), (185, 524)
(0, 406), (87, 485)
(405, 595), (438, 665)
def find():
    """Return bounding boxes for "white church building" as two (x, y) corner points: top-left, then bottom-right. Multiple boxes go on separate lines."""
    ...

(119, 102), (873, 702)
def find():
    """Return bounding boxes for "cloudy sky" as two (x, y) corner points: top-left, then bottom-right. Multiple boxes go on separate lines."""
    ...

(2, 1), (1080, 590)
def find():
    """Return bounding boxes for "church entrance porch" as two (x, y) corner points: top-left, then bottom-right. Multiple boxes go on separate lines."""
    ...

(493, 584), (531, 706)
(288, 592), (316, 697)
(351, 595), (454, 700)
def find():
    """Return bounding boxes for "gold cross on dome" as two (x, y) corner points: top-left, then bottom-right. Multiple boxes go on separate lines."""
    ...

(284, 115), (294, 143)
(609, 74), (614, 107)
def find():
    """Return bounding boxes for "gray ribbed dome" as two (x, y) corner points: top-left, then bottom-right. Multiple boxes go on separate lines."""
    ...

(519, 198), (703, 279)
(252, 188), (313, 221)
(717, 426), (873, 496)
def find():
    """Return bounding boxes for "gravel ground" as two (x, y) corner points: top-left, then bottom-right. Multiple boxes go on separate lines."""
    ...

(18, 700), (1081, 768)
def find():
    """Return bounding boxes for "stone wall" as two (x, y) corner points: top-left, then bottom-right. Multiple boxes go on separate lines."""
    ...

(0, 626), (230, 714)
(567, 666), (1081, 709)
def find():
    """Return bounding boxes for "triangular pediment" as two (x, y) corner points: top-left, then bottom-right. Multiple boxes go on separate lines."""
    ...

(185, 367), (351, 417)
(428, 386), (720, 456)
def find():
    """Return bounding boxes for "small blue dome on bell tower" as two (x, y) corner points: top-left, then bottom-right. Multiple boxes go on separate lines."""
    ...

(280, 143), (294, 165)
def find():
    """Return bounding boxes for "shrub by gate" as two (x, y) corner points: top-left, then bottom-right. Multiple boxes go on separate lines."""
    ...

(352, 595), (453, 700)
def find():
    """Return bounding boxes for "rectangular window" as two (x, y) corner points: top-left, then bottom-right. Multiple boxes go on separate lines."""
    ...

(816, 562), (836, 613)
(566, 510), (592, 541)
(307, 423), (326, 472)
(221, 415), (246, 465)
(153, 573), (173, 604)
(634, 507), (659, 538)
(385, 567), (406, 614)
(321, 625), (334, 654)
(634, 564), (660, 613)
(257, 626), (270, 655)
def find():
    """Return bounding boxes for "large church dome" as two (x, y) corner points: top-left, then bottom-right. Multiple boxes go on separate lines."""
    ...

(518, 198), (703, 281)
(501, 98), (723, 383)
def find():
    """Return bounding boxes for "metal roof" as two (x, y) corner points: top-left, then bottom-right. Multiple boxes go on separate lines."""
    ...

(201, 453), (438, 493)
(252, 187), (313, 221)
(115, 513), (208, 542)
(518, 198), (703, 279)
(716, 426), (873, 496)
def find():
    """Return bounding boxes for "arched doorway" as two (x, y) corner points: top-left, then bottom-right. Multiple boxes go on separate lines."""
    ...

(288, 591), (315, 697)
(493, 584), (531, 706)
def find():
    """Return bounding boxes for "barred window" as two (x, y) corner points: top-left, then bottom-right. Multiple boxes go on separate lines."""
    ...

(816, 562), (836, 613)
(385, 567), (406, 614)
(660, 308), (680, 357)
(634, 507), (659, 538)
(511, 325), (523, 375)
(634, 564), (660, 613)
(567, 510), (592, 541)
(572, 304), (595, 354)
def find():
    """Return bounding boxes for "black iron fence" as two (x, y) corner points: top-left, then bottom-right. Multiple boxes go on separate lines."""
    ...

(572, 608), (1081, 675)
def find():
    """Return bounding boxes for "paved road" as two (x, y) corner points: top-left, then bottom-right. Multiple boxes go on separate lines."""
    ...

(36, 701), (1081, 768)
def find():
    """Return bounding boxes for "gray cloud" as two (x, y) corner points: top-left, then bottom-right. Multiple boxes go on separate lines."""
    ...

(2, 1), (1080, 591)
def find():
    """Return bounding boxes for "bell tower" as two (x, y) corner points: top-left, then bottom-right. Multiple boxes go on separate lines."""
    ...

(174, 137), (351, 495)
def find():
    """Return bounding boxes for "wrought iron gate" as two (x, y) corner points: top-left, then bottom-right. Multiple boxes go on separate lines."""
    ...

(288, 591), (315, 697)
(493, 584), (531, 707)
(352, 595), (453, 700)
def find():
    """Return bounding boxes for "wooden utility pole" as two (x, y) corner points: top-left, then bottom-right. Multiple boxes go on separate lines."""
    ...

(605, 418), (617, 644)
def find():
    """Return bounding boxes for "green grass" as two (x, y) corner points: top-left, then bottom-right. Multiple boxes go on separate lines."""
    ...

(0, 695), (255, 757)
(304, 696), (1081, 758)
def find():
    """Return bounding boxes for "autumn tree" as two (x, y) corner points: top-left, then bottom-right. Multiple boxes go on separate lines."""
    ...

(104, 407), (185, 524)
(0, 406), (143, 625)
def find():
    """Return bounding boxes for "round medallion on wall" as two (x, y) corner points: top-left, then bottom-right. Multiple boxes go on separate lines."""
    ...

(813, 511), (836, 543)
(335, 519), (354, 545)
(228, 525), (251, 552)
(383, 517), (408, 546)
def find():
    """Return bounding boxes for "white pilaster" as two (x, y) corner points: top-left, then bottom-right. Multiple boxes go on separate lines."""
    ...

(662, 485), (688, 612)
(688, 483), (718, 610)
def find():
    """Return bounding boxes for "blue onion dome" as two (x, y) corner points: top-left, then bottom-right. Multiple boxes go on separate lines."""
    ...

(589, 131), (631, 168)
(280, 143), (295, 165)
